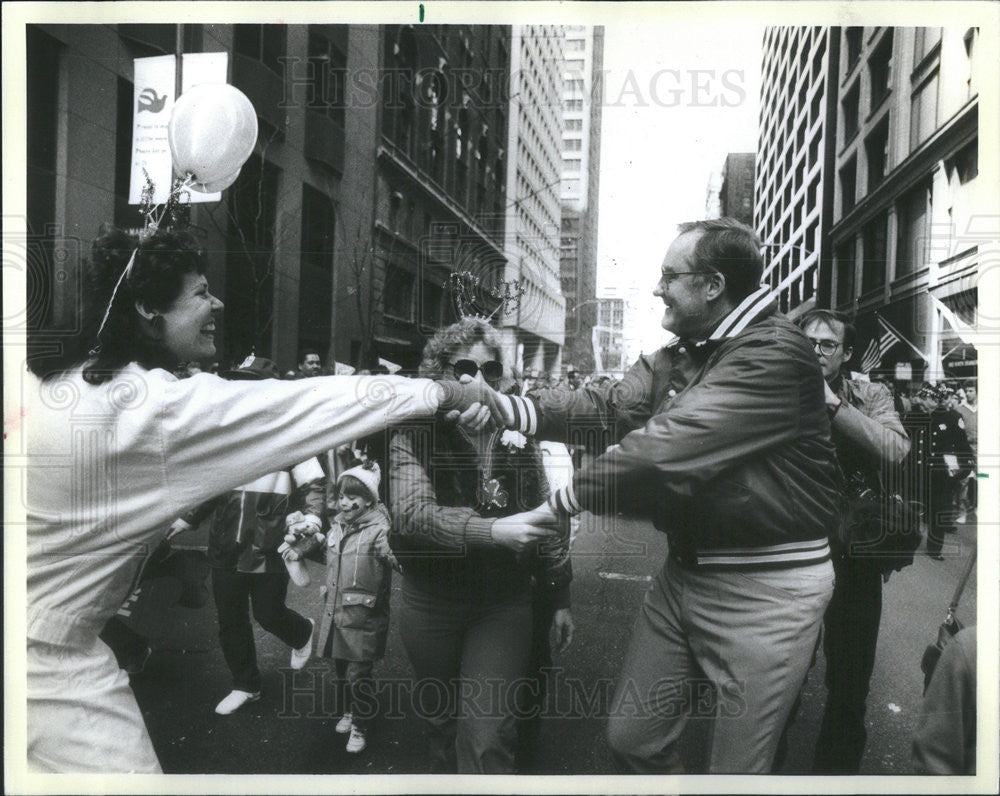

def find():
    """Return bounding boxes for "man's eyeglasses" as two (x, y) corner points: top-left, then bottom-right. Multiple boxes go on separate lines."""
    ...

(452, 359), (503, 382)
(808, 338), (841, 356)
(658, 270), (710, 287)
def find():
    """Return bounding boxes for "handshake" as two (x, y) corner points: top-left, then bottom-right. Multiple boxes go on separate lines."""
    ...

(434, 379), (515, 432)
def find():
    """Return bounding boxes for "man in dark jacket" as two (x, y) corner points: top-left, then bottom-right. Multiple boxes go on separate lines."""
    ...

(796, 309), (910, 774)
(493, 219), (839, 773)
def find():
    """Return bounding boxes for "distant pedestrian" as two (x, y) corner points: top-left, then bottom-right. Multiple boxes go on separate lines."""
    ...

(952, 384), (977, 524)
(285, 348), (322, 380)
(314, 462), (398, 755)
(906, 384), (973, 559)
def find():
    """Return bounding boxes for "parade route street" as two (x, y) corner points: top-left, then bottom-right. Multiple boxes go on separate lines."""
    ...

(131, 511), (978, 776)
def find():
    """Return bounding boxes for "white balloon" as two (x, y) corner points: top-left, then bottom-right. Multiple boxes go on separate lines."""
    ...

(191, 167), (241, 194)
(169, 83), (258, 185)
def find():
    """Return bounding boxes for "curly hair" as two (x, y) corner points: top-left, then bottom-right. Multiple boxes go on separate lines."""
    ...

(29, 224), (209, 382)
(417, 317), (503, 379)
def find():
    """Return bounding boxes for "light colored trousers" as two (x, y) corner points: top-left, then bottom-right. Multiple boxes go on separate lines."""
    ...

(607, 556), (834, 773)
(28, 637), (162, 773)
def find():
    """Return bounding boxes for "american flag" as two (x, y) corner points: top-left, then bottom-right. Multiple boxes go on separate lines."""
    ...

(859, 316), (930, 373)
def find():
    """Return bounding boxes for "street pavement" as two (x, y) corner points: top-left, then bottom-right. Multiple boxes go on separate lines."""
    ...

(129, 512), (978, 776)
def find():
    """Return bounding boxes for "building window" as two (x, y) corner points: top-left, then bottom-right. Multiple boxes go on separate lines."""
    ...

(307, 29), (347, 128)
(226, 153), (280, 358)
(865, 117), (889, 192)
(836, 241), (855, 305)
(564, 78), (584, 94)
(868, 29), (893, 110)
(383, 264), (415, 321)
(299, 185), (334, 352)
(563, 178), (580, 193)
(564, 138), (582, 151)
(421, 279), (443, 329)
(565, 118), (583, 131)
(895, 180), (931, 277)
(840, 156), (857, 215)
(946, 138), (978, 185)
(233, 24), (286, 75)
(913, 27), (943, 66)
(565, 98), (584, 111)
(565, 38), (585, 52)
(842, 81), (860, 143)
(910, 70), (939, 150)
(861, 213), (887, 293)
(844, 27), (863, 69)
(563, 158), (581, 172)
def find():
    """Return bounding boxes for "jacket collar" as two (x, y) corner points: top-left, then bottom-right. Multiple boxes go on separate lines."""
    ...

(666, 286), (776, 351)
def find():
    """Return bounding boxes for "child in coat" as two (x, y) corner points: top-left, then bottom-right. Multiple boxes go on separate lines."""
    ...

(314, 461), (398, 754)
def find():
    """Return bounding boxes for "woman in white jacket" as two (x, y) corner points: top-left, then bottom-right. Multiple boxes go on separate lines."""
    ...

(23, 226), (499, 773)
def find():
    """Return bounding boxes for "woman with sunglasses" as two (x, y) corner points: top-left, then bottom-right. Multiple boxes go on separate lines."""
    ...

(23, 226), (502, 773)
(388, 317), (572, 773)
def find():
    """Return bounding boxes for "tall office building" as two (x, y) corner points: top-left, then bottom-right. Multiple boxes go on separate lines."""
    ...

(757, 26), (981, 385)
(377, 24), (512, 371)
(593, 292), (627, 375)
(827, 26), (980, 383)
(755, 26), (840, 319)
(706, 152), (757, 225)
(559, 25), (604, 373)
(501, 25), (566, 377)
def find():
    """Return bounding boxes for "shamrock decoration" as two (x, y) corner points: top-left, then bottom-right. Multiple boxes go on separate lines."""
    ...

(477, 477), (509, 510)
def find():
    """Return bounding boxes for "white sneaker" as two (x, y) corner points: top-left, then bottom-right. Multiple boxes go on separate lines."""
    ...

(345, 725), (367, 753)
(214, 689), (260, 715)
(290, 618), (314, 670)
(335, 712), (353, 734)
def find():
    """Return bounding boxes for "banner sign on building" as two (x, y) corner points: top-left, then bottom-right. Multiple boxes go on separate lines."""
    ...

(130, 52), (230, 205)
(129, 55), (176, 205)
(895, 362), (913, 381)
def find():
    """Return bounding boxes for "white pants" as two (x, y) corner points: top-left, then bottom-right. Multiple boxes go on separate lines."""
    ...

(28, 637), (162, 773)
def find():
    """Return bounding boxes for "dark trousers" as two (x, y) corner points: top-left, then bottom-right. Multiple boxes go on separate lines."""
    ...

(812, 556), (883, 774)
(398, 578), (533, 774)
(211, 567), (313, 693)
(334, 658), (375, 731)
(515, 595), (556, 770)
(926, 470), (958, 557)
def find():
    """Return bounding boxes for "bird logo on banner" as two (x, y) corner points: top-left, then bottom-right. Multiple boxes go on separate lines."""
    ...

(138, 87), (168, 114)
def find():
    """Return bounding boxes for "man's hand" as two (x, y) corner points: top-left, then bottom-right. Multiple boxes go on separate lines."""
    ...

(436, 378), (514, 428)
(490, 504), (559, 553)
(823, 379), (842, 409)
(552, 608), (574, 653)
(442, 374), (497, 432)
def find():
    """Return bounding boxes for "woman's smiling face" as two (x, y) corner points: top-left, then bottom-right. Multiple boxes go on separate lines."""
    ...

(158, 272), (224, 362)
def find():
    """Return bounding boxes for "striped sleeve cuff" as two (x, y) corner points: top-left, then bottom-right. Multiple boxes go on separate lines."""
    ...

(548, 481), (583, 516)
(506, 395), (538, 435)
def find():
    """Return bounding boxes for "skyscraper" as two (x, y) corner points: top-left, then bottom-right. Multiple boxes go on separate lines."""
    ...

(501, 25), (566, 377)
(559, 25), (604, 374)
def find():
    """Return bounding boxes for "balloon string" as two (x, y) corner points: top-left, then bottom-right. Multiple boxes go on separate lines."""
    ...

(95, 248), (138, 341)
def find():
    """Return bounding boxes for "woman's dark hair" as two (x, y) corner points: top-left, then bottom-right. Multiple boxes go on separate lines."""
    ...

(418, 317), (503, 379)
(29, 225), (208, 383)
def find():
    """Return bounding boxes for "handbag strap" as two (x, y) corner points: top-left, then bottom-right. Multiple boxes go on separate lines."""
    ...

(948, 548), (977, 614)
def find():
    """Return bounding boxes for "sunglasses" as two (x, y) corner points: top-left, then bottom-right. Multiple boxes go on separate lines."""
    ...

(452, 359), (503, 382)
